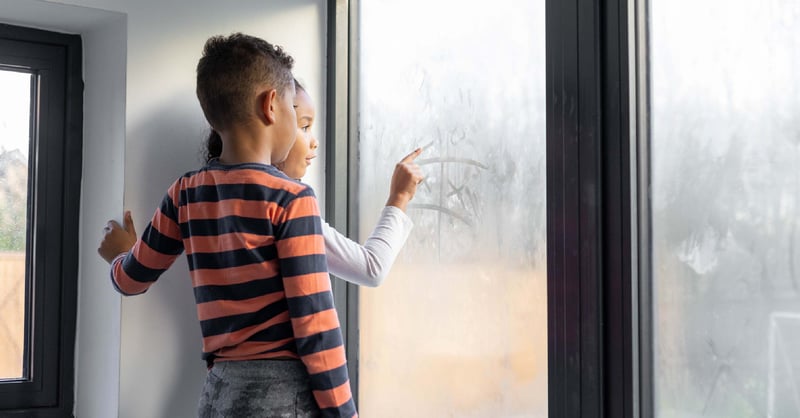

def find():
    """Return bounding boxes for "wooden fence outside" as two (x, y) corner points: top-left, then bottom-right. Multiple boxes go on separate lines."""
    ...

(0, 252), (25, 379)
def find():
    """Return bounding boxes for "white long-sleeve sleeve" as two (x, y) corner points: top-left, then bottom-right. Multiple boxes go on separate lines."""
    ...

(322, 205), (413, 287)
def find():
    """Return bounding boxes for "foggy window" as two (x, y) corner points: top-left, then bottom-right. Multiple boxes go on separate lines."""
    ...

(356, 0), (547, 416)
(650, 0), (800, 416)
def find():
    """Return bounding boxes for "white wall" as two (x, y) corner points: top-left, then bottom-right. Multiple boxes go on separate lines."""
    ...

(1, 1), (327, 417)
(0, 2), (127, 417)
(76, 17), (128, 418)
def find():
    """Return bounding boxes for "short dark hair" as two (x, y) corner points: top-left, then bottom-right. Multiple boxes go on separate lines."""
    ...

(203, 77), (307, 163)
(196, 33), (295, 131)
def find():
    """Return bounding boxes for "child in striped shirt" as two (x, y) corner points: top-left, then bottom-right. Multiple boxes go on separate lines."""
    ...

(98, 33), (357, 417)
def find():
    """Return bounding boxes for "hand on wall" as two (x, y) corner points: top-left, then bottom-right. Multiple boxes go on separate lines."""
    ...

(98, 211), (137, 263)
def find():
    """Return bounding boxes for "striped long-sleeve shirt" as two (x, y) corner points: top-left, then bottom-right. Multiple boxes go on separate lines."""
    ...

(109, 161), (357, 417)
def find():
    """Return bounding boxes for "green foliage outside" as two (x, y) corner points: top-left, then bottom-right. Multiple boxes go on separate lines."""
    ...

(0, 149), (28, 252)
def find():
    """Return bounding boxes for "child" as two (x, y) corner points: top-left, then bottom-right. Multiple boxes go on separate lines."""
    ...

(98, 33), (357, 417)
(205, 79), (425, 286)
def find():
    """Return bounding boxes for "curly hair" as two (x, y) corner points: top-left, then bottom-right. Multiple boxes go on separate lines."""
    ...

(196, 33), (295, 131)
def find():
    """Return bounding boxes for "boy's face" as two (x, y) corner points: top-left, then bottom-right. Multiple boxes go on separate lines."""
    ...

(272, 85), (298, 164)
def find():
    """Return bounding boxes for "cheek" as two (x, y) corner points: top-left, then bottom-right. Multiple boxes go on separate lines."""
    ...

(288, 135), (308, 159)
(298, 133), (312, 151)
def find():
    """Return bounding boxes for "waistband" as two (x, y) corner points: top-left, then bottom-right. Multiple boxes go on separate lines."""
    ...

(210, 359), (309, 380)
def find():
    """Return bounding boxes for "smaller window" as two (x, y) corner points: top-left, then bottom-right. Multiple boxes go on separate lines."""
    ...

(0, 23), (82, 416)
(0, 68), (33, 382)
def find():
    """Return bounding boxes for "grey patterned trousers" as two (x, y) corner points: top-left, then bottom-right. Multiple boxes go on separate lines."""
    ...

(197, 359), (321, 418)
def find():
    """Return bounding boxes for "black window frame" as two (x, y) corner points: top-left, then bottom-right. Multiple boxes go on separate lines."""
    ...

(326, 0), (647, 415)
(545, 0), (645, 415)
(0, 23), (82, 418)
(325, 0), (362, 405)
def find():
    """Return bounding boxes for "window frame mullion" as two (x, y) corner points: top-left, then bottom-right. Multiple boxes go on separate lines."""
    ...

(545, 0), (639, 416)
(326, 0), (361, 408)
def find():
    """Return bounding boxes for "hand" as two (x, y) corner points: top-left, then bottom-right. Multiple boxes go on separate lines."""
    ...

(98, 210), (138, 264)
(386, 148), (425, 212)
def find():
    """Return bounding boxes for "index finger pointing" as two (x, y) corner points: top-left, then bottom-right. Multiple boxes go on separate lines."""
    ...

(401, 147), (424, 163)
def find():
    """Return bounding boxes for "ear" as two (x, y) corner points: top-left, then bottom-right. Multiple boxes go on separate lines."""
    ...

(260, 89), (278, 124)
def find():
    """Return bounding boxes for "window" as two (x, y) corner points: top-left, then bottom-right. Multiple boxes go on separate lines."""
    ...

(329, 0), (800, 416)
(354, 0), (546, 416)
(327, 0), (637, 413)
(0, 69), (31, 381)
(649, 0), (800, 416)
(0, 23), (82, 416)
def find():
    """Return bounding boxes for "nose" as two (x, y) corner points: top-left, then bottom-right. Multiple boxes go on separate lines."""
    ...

(310, 136), (319, 150)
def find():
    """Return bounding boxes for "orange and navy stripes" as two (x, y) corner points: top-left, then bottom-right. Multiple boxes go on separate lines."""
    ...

(110, 161), (357, 417)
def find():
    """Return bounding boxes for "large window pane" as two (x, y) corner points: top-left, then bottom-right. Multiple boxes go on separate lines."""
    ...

(357, 1), (547, 416)
(651, 0), (800, 416)
(0, 69), (32, 381)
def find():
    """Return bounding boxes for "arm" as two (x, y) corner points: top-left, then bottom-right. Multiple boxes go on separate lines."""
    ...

(322, 206), (413, 287)
(98, 184), (184, 295)
(275, 187), (357, 418)
(322, 147), (423, 286)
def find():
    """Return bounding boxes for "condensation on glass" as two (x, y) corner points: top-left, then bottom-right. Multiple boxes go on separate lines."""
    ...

(650, 0), (800, 416)
(0, 69), (32, 380)
(357, 1), (547, 416)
